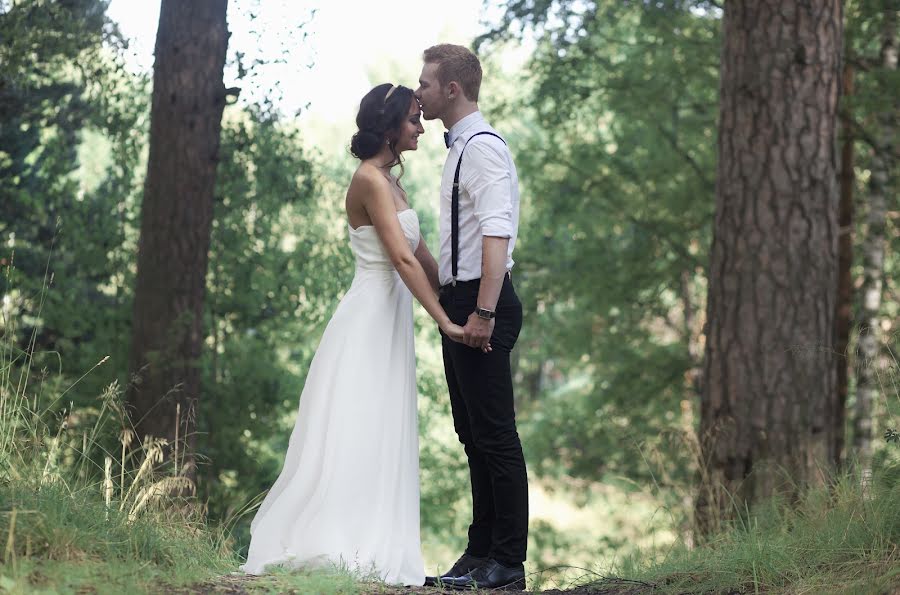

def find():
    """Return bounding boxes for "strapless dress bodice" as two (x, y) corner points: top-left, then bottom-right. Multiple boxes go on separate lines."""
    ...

(348, 209), (420, 272)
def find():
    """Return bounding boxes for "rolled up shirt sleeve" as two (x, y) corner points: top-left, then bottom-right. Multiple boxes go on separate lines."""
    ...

(460, 140), (514, 238)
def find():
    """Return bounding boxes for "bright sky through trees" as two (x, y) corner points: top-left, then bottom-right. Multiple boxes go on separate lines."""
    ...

(108, 0), (491, 124)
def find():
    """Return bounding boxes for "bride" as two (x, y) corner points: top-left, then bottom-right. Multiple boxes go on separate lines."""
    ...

(240, 83), (470, 586)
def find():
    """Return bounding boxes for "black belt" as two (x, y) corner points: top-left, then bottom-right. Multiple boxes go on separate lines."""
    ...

(440, 271), (511, 294)
(451, 131), (507, 286)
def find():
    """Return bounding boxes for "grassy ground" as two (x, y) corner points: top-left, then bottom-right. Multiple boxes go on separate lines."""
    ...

(2, 399), (898, 595)
(0, 480), (234, 594)
(3, 450), (899, 594)
(629, 477), (900, 594)
(3, 474), (898, 595)
(3, 273), (899, 594)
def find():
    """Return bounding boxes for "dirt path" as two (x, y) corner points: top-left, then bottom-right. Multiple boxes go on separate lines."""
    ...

(172, 574), (660, 594)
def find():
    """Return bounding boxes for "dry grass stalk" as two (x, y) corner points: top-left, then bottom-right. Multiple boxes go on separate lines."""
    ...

(119, 437), (166, 511)
(128, 476), (196, 522)
(40, 407), (70, 486)
(175, 402), (180, 478)
(120, 427), (134, 491)
(103, 455), (113, 518)
(4, 507), (16, 566)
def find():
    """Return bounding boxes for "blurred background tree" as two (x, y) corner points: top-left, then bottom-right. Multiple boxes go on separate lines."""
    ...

(126, 0), (230, 480)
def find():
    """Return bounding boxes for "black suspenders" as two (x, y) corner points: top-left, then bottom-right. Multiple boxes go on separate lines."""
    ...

(451, 131), (507, 286)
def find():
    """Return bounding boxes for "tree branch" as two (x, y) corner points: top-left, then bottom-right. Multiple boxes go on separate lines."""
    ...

(656, 124), (716, 191)
(846, 55), (880, 72)
(841, 111), (900, 160)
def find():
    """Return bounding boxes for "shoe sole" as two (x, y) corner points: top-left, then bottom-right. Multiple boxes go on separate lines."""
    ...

(446, 577), (526, 591)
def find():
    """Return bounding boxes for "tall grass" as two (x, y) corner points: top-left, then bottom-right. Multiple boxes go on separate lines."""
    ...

(0, 256), (239, 593)
(610, 353), (900, 595)
(616, 468), (900, 594)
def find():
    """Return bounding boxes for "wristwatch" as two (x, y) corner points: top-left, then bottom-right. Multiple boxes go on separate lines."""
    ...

(474, 307), (496, 320)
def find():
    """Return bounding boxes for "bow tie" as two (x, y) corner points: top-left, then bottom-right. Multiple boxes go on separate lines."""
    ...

(444, 131), (451, 148)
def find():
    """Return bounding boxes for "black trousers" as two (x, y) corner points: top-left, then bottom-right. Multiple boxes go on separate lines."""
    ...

(438, 275), (528, 566)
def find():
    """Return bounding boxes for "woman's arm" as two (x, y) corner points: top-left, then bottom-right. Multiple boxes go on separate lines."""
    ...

(353, 169), (462, 340)
(414, 235), (440, 292)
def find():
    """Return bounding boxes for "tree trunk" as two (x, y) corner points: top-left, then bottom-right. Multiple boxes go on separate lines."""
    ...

(127, 0), (229, 479)
(834, 61), (855, 470)
(853, 3), (896, 483)
(697, 0), (842, 534)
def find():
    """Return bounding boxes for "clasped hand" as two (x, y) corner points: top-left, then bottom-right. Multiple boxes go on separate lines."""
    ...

(443, 312), (494, 353)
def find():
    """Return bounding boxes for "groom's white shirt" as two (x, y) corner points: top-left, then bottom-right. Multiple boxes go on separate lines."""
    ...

(439, 111), (520, 286)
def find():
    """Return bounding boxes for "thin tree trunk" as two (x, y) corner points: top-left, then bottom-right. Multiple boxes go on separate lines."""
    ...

(127, 0), (229, 479)
(853, 4), (897, 483)
(682, 268), (703, 397)
(834, 61), (855, 469)
(696, 0), (842, 535)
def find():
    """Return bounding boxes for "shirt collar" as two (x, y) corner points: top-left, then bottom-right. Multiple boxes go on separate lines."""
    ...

(446, 111), (484, 148)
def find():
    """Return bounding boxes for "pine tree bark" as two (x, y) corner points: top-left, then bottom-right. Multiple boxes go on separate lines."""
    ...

(853, 3), (897, 482)
(127, 0), (229, 478)
(697, 0), (842, 534)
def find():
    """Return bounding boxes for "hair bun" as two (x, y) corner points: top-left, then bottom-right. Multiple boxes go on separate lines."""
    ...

(350, 129), (383, 160)
(349, 83), (414, 164)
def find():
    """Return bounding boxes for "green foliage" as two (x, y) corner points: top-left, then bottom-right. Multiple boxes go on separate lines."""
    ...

(844, 0), (900, 475)
(481, 0), (720, 487)
(844, 0), (900, 244)
(846, 0), (900, 123)
(0, 0), (148, 406)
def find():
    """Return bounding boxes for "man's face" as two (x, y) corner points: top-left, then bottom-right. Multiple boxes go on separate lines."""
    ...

(414, 62), (447, 122)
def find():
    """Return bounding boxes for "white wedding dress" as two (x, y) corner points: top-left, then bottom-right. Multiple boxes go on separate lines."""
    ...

(240, 209), (425, 586)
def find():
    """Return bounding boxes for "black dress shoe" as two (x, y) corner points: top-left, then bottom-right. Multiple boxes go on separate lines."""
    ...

(445, 558), (525, 590)
(423, 552), (488, 587)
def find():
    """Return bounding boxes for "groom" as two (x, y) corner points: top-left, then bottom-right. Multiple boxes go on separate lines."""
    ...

(415, 44), (528, 591)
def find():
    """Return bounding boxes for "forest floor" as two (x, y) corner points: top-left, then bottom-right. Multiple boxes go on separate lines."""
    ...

(170, 572), (900, 594)
(169, 574), (678, 594)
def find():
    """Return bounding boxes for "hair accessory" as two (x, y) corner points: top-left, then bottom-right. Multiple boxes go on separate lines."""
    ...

(384, 85), (397, 102)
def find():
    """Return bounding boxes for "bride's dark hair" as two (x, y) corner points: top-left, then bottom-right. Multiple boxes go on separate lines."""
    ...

(350, 83), (415, 174)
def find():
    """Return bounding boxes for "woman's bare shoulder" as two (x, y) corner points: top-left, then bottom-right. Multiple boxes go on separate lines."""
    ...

(349, 163), (387, 188)
(348, 163), (392, 205)
(346, 164), (391, 216)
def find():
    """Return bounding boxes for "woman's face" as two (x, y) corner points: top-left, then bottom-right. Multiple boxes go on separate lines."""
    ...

(392, 97), (425, 153)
